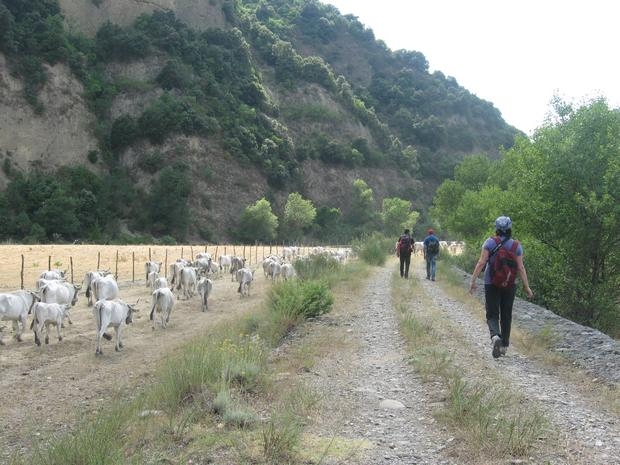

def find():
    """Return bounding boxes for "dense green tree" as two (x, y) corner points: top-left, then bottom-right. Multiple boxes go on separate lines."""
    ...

(281, 192), (316, 241)
(432, 98), (620, 336)
(148, 162), (192, 240)
(237, 198), (279, 243)
(381, 197), (420, 236)
(348, 179), (379, 235)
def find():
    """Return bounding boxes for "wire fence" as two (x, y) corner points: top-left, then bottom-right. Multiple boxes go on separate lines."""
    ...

(0, 243), (340, 291)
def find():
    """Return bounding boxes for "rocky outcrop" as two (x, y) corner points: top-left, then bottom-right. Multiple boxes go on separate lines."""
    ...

(59, 0), (228, 37)
(0, 54), (99, 189)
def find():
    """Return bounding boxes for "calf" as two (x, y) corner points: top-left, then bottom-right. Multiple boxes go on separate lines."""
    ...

(235, 267), (254, 297)
(197, 277), (213, 312)
(150, 287), (176, 330)
(93, 299), (136, 355)
(0, 290), (39, 344)
(31, 302), (71, 346)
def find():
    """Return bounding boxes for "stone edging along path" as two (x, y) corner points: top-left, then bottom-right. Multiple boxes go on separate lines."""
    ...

(464, 265), (620, 385)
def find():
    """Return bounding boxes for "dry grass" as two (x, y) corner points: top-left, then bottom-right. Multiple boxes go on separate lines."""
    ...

(0, 243), (316, 291)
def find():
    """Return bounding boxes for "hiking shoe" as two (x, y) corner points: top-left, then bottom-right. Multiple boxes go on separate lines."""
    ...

(491, 335), (501, 358)
(500, 346), (507, 356)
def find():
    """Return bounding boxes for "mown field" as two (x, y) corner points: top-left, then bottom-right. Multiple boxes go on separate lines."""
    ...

(0, 243), (318, 291)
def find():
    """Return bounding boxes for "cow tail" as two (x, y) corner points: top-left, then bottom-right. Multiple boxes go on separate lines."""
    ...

(86, 285), (90, 299)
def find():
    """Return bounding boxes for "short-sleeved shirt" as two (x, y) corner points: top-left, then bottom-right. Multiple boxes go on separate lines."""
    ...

(483, 235), (523, 285)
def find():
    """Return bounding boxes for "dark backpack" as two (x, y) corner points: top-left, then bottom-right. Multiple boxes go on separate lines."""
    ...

(490, 237), (520, 288)
(427, 239), (439, 255)
(398, 235), (412, 254)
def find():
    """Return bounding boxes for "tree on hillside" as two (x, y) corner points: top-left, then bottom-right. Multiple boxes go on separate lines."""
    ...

(237, 198), (279, 243)
(281, 192), (316, 241)
(348, 178), (379, 236)
(381, 197), (419, 236)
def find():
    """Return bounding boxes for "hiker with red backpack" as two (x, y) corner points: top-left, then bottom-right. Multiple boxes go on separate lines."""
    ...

(396, 228), (414, 278)
(469, 216), (534, 358)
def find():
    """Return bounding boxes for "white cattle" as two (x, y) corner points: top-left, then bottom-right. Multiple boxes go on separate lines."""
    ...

(218, 255), (232, 273)
(145, 261), (162, 282)
(236, 268), (254, 297)
(414, 242), (424, 256)
(93, 299), (136, 355)
(197, 277), (213, 312)
(177, 267), (197, 300)
(39, 269), (65, 280)
(283, 246), (298, 262)
(83, 270), (110, 306)
(262, 257), (274, 278)
(91, 275), (119, 303)
(146, 271), (159, 291)
(0, 290), (39, 344)
(150, 287), (176, 330)
(169, 261), (186, 287)
(193, 257), (212, 276)
(267, 260), (282, 282)
(152, 276), (168, 290)
(280, 263), (295, 281)
(31, 302), (71, 346)
(39, 281), (80, 324)
(230, 256), (246, 281)
(196, 252), (211, 261)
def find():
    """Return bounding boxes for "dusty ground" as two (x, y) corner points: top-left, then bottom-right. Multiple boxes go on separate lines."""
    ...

(0, 244), (277, 462)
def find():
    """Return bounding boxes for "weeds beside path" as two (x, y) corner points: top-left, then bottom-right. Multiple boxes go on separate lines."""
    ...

(298, 257), (619, 464)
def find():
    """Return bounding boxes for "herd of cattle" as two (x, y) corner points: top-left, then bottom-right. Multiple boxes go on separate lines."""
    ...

(0, 246), (352, 355)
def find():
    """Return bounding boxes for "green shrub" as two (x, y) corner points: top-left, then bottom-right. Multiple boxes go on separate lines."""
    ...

(352, 232), (391, 266)
(268, 280), (333, 336)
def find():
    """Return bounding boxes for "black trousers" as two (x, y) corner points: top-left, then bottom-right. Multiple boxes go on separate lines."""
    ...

(484, 284), (517, 346)
(399, 253), (411, 278)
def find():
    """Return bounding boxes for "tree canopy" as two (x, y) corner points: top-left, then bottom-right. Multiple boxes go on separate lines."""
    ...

(431, 98), (620, 336)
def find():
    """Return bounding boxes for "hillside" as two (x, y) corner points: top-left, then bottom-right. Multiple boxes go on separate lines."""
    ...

(0, 0), (521, 243)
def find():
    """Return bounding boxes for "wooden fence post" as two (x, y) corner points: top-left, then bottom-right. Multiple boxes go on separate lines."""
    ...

(48, 256), (51, 271)
(149, 247), (151, 261)
(164, 250), (168, 278)
(115, 250), (119, 280)
(97, 251), (101, 270)
(20, 254), (24, 290)
(70, 257), (74, 284)
(132, 252), (135, 282)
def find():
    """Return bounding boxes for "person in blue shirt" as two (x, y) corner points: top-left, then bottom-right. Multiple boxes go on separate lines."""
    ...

(423, 228), (440, 281)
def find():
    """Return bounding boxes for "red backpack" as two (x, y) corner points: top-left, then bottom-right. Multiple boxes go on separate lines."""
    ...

(490, 237), (520, 289)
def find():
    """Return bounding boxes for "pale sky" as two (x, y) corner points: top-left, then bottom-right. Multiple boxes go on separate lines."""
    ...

(323, 0), (620, 135)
